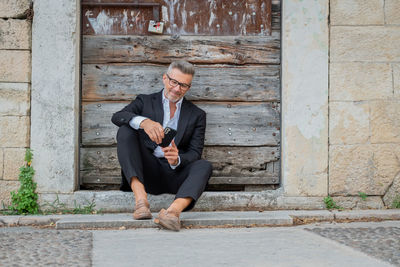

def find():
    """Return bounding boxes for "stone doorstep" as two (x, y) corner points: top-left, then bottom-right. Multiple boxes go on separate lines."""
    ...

(0, 210), (399, 230)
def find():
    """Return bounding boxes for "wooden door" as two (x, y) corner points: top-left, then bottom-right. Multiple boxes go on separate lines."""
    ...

(80, 0), (281, 191)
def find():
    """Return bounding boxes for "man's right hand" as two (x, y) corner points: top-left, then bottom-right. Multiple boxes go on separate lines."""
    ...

(140, 119), (164, 144)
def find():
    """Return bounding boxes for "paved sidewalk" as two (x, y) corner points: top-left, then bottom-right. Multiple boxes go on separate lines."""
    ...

(1, 220), (399, 266)
(1, 209), (400, 229)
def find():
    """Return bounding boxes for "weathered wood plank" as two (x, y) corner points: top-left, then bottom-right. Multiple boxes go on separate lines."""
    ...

(271, 1), (281, 30)
(82, 64), (280, 102)
(80, 146), (280, 179)
(82, 0), (272, 36)
(81, 101), (280, 146)
(82, 33), (280, 64)
(81, 175), (279, 185)
(203, 146), (279, 177)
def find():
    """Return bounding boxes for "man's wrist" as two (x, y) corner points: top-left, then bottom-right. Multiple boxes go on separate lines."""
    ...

(139, 118), (148, 129)
(130, 116), (148, 130)
(169, 156), (181, 169)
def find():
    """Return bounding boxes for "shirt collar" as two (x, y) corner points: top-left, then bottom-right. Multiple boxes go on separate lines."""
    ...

(162, 89), (183, 108)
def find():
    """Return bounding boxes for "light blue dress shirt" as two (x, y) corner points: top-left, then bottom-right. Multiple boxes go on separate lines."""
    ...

(129, 90), (183, 169)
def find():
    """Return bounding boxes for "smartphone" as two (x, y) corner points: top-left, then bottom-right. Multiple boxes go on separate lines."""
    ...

(159, 127), (177, 147)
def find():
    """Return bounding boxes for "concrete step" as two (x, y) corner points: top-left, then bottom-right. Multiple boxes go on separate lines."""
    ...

(1, 209), (400, 230)
(38, 190), (386, 212)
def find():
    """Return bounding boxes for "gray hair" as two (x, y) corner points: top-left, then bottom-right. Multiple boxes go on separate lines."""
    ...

(167, 60), (195, 76)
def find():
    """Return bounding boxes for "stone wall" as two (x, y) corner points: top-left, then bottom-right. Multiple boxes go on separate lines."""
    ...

(329, 0), (400, 207)
(0, 0), (399, 210)
(0, 0), (32, 206)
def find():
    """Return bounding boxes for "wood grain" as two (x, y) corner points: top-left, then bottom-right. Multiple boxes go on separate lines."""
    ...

(82, 0), (273, 36)
(81, 101), (280, 146)
(82, 64), (280, 102)
(80, 146), (280, 178)
(81, 175), (279, 185)
(80, 145), (280, 186)
(82, 33), (280, 64)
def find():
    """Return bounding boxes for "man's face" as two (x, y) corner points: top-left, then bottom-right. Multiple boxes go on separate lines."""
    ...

(163, 68), (193, 103)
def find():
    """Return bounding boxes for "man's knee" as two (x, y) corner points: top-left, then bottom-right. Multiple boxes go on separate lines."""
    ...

(194, 159), (212, 176)
(116, 125), (137, 143)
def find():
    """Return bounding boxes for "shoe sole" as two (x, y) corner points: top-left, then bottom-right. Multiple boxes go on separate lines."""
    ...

(154, 218), (180, 231)
(133, 212), (153, 220)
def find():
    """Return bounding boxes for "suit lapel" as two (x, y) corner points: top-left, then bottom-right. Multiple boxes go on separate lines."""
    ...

(152, 90), (164, 125)
(175, 98), (192, 146)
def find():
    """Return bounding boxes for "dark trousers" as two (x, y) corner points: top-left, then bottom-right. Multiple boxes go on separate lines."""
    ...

(116, 125), (212, 211)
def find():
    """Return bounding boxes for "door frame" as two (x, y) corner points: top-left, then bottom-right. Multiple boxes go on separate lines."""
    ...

(31, 0), (329, 209)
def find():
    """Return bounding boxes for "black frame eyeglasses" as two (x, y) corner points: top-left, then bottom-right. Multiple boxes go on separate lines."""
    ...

(166, 74), (191, 90)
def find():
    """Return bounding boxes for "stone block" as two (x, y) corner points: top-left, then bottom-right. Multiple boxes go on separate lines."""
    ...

(0, 116), (30, 147)
(0, 83), (30, 116)
(0, 149), (3, 179)
(329, 101), (369, 145)
(383, 172), (400, 208)
(282, 0), (329, 197)
(394, 64), (400, 98)
(329, 144), (400, 196)
(3, 148), (26, 181)
(0, 50), (31, 82)
(284, 173), (328, 197)
(0, 180), (19, 207)
(0, 0), (31, 18)
(0, 19), (31, 49)
(31, 0), (80, 194)
(330, 63), (392, 101)
(331, 26), (400, 62)
(385, 0), (400, 24)
(370, 100), (400, 143)
(282, 126), (328, 197)
(333, 209), (400, 220)
(330, 0), (384, 25)
(330, 196), (384, 210)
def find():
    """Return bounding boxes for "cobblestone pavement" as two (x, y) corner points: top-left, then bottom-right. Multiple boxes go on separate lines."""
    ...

(306, 226), (400, 266)
(0, 222), (399, 266)
(0, 227), (92, 266)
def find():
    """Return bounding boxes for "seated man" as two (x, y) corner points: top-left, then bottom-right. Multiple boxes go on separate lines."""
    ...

(111, 60), (212, 231)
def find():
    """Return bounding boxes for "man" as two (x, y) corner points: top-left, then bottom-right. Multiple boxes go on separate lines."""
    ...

(111, 60), (212, 231)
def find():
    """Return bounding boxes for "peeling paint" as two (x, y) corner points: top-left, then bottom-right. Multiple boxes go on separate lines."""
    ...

(120, 10), (128, 34)
(86, 10), (114, 35)
(83, 0), (272, 36)
(182, 3), (187, 26)
(208, 11), (216, 27)
(240, 13), (247, 35)
(162, 6), (169, 22)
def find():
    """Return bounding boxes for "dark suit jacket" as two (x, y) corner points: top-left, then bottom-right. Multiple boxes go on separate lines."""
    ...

(111, 90), (207, 169)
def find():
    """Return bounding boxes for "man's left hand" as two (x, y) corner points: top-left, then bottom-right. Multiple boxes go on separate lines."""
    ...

(162, 140), (179, 166)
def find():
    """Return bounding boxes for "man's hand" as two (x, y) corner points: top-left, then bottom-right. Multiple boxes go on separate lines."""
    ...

(140, 119), (164, 144)
(162, 140), (179, 166)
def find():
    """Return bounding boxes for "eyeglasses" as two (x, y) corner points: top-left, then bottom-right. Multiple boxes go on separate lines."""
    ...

(166, 74), (191, 90)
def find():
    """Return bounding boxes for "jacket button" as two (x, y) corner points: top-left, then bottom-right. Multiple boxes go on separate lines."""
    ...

(121, 118), (125, 122)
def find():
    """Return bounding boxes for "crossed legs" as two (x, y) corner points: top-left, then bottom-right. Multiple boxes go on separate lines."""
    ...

(130, 176), (192, 215)
(117, 125), (212, 230)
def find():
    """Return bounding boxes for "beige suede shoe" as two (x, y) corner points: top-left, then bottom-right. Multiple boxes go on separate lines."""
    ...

(133, 199), (152, 220)
(154, 208), (181, 231)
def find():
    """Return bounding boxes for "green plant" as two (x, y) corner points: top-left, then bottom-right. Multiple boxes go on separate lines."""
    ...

(40, 195), (100, 214)
(71, 200), (97, 214)
(324, 196), (343, 210)
(358, 192), (367, 201)
(8, 149), (39, 214)
(392, 195), (400, 209)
